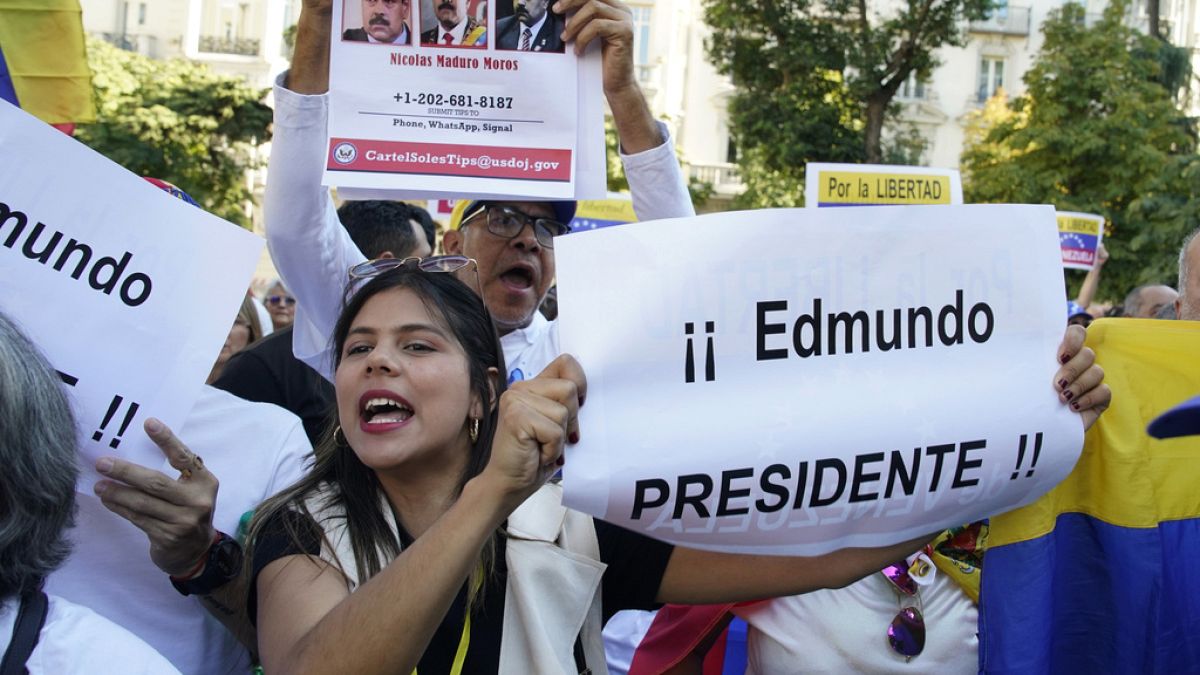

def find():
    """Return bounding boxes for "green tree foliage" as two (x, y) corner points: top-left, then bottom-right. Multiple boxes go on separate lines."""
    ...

(962, 1), (1198, 299)
(704, 0), (992, 207)
(76, 38), (272, 228)
(604, 117), (712, 208)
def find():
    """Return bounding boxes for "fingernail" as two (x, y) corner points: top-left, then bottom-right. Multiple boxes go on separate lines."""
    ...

(556, 456), (565, 467)
(569, 431), (579, 444)
(1071, 401), (1080, 410)
(1058, 378), (1069, 389)
(96, 457), (114, 473)
(1064, 390), (1074, 401)
(1060, 353), (1071, 364)
(93, 481), (107, 496)
(145, 418), (163, 433)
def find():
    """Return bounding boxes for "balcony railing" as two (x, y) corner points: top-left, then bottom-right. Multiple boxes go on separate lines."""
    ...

(198, 35), (261, 56)
(969, 6), (1031, 35)
(98, 32), (158, 57)
(688, 162), (744, 196)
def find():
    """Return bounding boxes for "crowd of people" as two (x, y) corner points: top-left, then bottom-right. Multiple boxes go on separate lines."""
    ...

(3, 0), (1196, 673)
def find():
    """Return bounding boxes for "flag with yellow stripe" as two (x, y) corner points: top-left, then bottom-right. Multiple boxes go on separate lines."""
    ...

(0, 0), (94, 124)
(979, 318), (1200, 673)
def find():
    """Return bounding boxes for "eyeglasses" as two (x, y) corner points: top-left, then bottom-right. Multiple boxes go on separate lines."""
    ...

(881, 560), (926, 660)
(267, 295), (296, 306)
(347, 255), (481, 297)
(461, 204), (569, 249)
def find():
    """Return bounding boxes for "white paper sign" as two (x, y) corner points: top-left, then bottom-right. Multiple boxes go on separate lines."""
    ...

(556, 205), (1082, 556)
(326, 0), (603, 200)
(0, 102), (264, 484)
(805, 163), (963, 208)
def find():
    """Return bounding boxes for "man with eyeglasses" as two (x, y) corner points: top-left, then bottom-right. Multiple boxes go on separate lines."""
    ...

(267, 0), (693, 385)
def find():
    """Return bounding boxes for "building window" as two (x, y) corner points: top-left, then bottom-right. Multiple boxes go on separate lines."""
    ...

(630, 5), (652, 82)
(137, 2), (146, 25)
(898, 71), (926, 100)
(977, 56), (1004, 102)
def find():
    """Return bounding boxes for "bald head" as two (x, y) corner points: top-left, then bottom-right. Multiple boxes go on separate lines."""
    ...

(1178, 228), (1200, 321)
(1123, 284), (1178, 318)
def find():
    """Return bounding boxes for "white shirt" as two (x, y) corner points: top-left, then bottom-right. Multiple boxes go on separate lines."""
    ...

(264, 73), (696, 383)
(437, 19), (467, 45)
(733, 571), (978, 674)
(47, 386), (311, 675)
(0, 594), (179, 674)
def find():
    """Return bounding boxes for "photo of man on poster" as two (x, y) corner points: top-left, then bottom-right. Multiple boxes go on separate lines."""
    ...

(496, 0), (565, 52)
(420, 0), (486, 47)
(342, 0), (412, 44)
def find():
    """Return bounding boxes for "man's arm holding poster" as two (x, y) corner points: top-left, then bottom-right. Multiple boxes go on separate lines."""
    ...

(555, 0), (695, 222)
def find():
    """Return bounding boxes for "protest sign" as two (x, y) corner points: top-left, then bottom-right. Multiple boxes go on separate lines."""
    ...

(556, 205), (1082, 556)
(569, 194), (637, 231)
(0, 102), (264, 484)
(326, 0), (604, 200)
(1056, 211), (1105, 270)
(804, 163), (963, 208)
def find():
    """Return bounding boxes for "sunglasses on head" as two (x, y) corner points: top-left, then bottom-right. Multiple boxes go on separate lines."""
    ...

(347, 255), (482, 297)
(267, 295), (296, 306)
(881, 559), (926, 660)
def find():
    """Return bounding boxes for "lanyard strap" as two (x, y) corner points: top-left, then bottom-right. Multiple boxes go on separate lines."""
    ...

(410, 610), (471, 675)
(413, 567), (480, 675)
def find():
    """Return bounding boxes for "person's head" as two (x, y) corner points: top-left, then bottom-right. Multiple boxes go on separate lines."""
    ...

(337, 200), (435, 260)
(1067, 301), (1093, 328)
(1177, 227), (1200, 321)
(332, 267), (503, 482)
(209, 296), (264, 383)
(362, 0), (409, 42)
(265, 280), (296, 329)
(0, 312), (78, 598)
(247, 264), (505, 589)
(1122, 284), (1179, 318)
(435, 0), (466, 29)
(442, 200), (574, 334)
(515, 0), (551, 24)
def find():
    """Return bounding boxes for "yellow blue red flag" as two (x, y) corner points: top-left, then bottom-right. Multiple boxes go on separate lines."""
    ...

(980, 318), (1200, 673)
(0, 0), (94, 124)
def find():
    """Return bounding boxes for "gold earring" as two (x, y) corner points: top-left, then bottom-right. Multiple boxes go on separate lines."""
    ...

(334, 425), (347, 446)
(469, 417), (479, 443)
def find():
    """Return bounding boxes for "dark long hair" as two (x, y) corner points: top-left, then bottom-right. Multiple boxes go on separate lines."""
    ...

(245, 266), (507, 614)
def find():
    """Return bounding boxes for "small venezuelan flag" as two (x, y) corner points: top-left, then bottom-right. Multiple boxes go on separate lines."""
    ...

(980, 318), (1200, 673)
(0, 0), (95, 125)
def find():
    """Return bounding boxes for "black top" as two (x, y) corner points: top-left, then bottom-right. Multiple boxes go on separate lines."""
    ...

(250, 506), (673, 673)
(212, 326), (335, 445)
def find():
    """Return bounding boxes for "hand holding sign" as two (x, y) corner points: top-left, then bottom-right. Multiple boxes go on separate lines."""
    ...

(557, 204), (1088, 556)
(481, 354), (586, 511)
(1053, 324), (1111, 430)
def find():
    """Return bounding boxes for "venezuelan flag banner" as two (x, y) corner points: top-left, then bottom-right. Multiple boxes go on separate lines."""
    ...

(0, 0), (94, 124)
(979, 318), (1200, 674)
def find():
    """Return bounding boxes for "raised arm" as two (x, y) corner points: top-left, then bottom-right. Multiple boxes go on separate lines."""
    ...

(265, 0), (367, 379)
(556, 0), (694, 221)
(1074, 243), (1108, 310)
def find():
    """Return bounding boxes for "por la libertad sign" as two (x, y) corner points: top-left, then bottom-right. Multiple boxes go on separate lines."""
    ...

(556, 205), (1082, 556)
